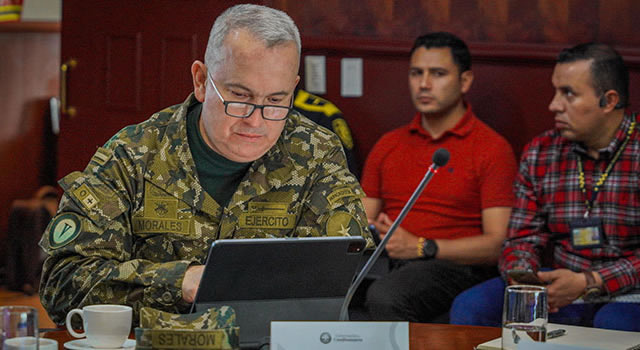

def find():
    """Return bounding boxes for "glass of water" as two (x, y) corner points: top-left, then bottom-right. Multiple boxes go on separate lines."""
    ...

(501, 285), (548, 350)
(1, 305), (39, 350)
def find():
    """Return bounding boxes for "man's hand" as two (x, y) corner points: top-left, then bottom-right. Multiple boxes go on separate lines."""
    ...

(181, 265), (205, 303)
(537, 269), (587, 312)
(371, 212), (421, 259)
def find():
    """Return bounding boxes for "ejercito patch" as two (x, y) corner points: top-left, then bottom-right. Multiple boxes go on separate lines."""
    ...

(238, 213), (296, 229)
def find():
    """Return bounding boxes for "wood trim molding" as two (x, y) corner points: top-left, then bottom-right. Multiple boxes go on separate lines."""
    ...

(0, 21), (60, 32)
(303, 36), (411, 56)
(303, 36), (640, 67)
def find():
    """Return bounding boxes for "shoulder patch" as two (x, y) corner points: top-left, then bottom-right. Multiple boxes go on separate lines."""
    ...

(326, 187), (356, 206)
(326, 211), (362, 236)
(73, 184), (100, 210)
(331, 118), (354, 149)
(294, 90), (341, 117)
(49, 213), (82, 249)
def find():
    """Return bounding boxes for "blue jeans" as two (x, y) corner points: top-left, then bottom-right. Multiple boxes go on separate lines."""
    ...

(450, 276), (640, 331)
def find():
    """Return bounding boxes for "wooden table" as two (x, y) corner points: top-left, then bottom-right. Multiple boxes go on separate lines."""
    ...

(43, 323), (500, 349)
(409, 323), (500, 349)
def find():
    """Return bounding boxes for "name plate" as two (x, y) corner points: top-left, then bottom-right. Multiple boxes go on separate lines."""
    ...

(134, 327), (239, 350)
(270, 321), (409, 350)
(518, 342), (608, 350)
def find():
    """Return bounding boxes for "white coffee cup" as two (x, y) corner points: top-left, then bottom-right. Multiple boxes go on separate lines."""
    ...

(3, 336), (58, 350)
(65, 304), (132, 348)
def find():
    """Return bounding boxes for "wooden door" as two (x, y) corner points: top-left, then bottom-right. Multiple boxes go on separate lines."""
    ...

(58, 0), (251, 180)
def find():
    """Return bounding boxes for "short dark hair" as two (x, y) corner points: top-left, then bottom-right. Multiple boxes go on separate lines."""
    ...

(410, 32), (471, 74)
(557, 43), (628, 109)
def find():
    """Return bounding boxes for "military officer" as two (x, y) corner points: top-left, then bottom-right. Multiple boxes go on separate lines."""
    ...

(39, 4), (371, 325)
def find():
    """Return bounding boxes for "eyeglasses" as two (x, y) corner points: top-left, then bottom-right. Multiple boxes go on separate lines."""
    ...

(208, 73), (292, 121)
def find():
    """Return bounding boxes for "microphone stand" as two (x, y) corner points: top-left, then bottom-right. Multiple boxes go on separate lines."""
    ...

(338, 162), (444, 321)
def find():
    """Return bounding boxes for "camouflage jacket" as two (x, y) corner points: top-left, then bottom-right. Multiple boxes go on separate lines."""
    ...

(39, 94), (371, 325)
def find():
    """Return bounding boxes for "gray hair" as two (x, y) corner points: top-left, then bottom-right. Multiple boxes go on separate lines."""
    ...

(205, 4), (301, 73)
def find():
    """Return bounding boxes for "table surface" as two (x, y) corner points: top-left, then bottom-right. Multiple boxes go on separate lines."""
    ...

(43, 323), (501, 350)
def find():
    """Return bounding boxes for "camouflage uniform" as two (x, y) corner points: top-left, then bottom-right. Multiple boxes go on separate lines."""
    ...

(39, 94), (371, 325)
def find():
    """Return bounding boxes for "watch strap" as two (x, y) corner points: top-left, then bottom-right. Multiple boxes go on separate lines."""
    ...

(582, 270), (602, 301)
(583, 270), (597, 288)
(417, 237), (425, 258)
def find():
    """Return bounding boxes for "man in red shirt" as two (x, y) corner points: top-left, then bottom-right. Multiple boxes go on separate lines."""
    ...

(361, 32), (517, 322)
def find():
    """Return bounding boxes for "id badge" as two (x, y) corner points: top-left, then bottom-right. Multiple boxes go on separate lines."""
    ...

(569, 217), (604, 249)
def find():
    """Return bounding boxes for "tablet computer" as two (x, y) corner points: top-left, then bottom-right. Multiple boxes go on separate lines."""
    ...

(191, 236), (367, 349)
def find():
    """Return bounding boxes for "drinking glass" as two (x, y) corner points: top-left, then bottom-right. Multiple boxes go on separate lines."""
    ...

(1, 306), (39, 350)
(501, 285), (548, 350)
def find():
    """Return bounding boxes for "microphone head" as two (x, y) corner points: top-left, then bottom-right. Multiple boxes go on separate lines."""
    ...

(432, 148), (450, 167)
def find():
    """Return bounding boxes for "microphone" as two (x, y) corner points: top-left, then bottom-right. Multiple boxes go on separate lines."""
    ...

(338, 148), (450, 321)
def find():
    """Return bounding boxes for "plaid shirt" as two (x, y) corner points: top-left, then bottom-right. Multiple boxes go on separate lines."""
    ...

(500, 113), (640, 296)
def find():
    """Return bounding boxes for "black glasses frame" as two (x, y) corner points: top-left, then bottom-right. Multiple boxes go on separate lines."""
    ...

(208, 73), (292, 121)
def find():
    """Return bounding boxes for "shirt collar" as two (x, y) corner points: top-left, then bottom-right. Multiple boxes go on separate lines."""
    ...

(408, 102), (475, 139)
(572, 113), (636, 158)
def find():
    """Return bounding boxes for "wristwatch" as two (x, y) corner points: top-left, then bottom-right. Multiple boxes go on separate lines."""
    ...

(421, 239), (438, 259)
(582, 270), (603, 302)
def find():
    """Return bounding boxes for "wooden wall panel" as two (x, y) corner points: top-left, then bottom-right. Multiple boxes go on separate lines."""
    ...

(477, 0), (508, 42)
(105, 33), (142, 112)
(0, 29), (59, 261)
(568, 0), (598, 44)
(271, 0), (640, 46)
(599, 0), (640, 46)
(160, 35), (199, 105)
(538, 0), (569, 43)
(466, 61), (555, 157)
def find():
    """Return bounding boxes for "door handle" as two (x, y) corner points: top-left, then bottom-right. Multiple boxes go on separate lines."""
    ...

(60, 58), (77, 117)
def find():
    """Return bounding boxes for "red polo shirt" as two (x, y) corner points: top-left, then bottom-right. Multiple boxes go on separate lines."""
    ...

(361, 105), (517, 239)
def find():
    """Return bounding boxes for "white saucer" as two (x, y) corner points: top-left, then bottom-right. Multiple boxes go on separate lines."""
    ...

(64, 338), (135, 350)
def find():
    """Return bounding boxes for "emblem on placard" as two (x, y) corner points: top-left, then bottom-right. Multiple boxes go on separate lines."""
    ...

(320, 332), (332, 344)
(49, 213), (82, 249)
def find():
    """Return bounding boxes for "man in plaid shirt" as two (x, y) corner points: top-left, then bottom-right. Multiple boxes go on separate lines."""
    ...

(450, 43), (640, 331)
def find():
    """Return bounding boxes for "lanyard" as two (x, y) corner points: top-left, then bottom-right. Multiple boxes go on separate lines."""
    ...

(577, 120), (635, 218)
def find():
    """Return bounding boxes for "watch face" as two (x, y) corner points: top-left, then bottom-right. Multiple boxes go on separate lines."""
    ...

(583, 287), (602, 302)
(423, 240), (437, 258)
